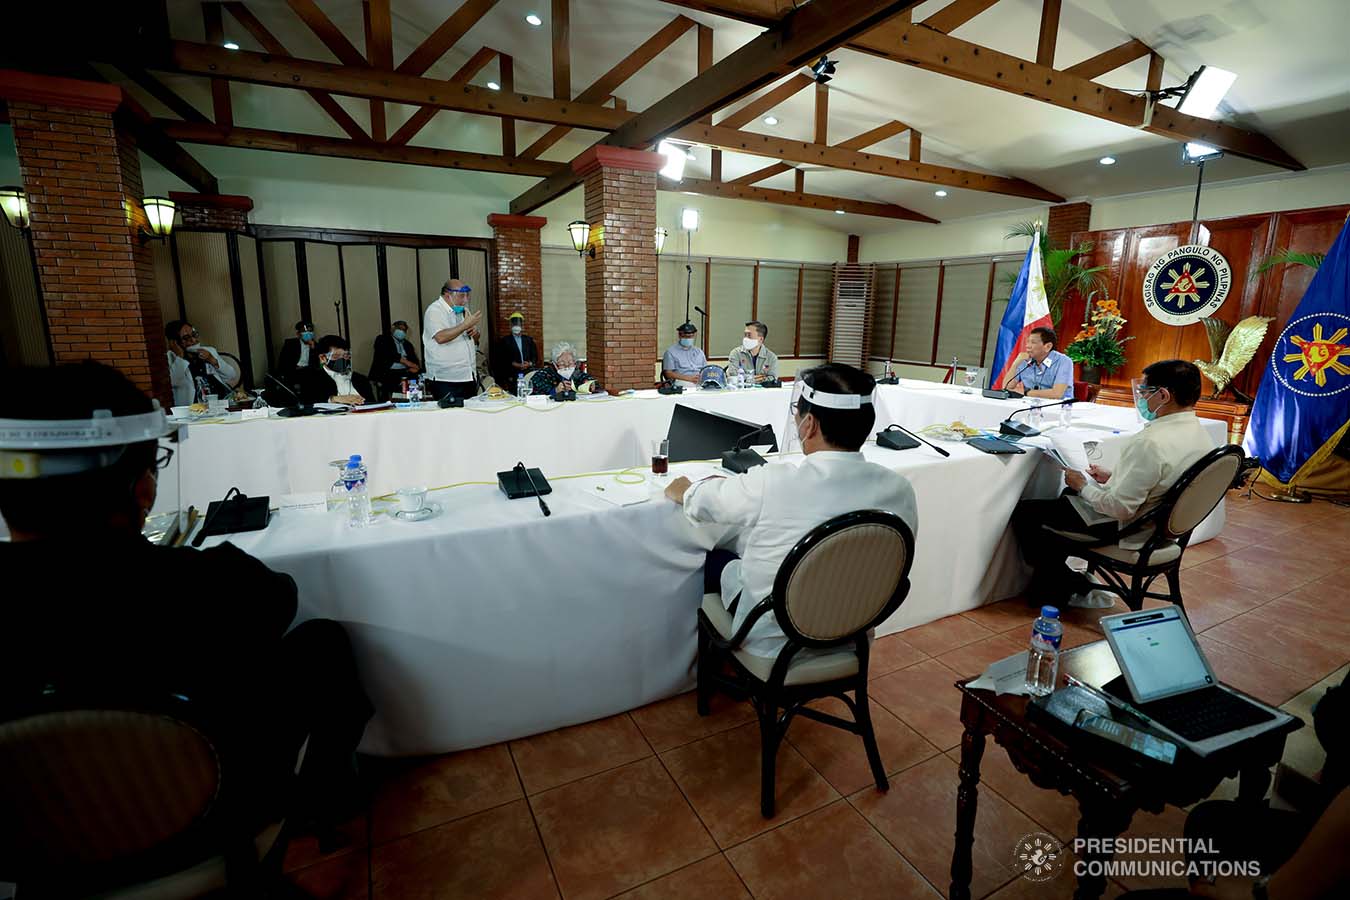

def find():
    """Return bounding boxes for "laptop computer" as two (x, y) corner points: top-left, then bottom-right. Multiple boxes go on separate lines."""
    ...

(1099, 606), (1294, 756)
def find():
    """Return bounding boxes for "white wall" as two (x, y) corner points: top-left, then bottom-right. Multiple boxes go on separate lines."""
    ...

(858, 204), (1050, 263)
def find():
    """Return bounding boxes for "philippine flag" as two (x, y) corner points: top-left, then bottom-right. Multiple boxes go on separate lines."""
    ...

(990, 232), (1053, 388)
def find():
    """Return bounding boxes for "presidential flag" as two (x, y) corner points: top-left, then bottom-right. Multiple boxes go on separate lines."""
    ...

(1244, 220), (1350, 490)
(991, 231), (1053, 388)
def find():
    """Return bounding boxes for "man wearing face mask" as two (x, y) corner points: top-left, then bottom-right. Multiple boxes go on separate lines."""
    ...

(295, 335), (373, 405)
(726, 320), (778, 384)
(370, 320), (421, 398)
(662, 321), (707, 385)
(491, 311), (540, 393)
(277, 321), (320, 374)
(1010, 359), (1216, 604)
(422, 279), (483, 401)
(663, 364), (918, 660)
(165, 319), (239, 400)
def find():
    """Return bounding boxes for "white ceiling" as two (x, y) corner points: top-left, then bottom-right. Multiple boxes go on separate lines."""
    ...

(140, 0), (1350, 231)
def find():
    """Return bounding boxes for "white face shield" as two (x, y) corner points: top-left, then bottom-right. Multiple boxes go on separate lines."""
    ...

(780, 377), (875, 453)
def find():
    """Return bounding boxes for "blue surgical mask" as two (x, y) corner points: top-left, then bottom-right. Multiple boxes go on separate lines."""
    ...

(301, 331), (314, 342)
(452, 305), (466, 315)
(1135, 390), (1160, 421)
(393, 328), (407, 341)
(679, 337), (694, 348)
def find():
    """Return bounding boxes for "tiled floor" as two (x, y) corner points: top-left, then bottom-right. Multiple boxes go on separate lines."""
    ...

(288, 495), (1350, 899)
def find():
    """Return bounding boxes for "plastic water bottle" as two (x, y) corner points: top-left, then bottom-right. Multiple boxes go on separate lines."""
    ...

(1024, 606), (1062, 697)
(739, 365), (748, 389)
(343, 454), (371, 528)
(517, 372), (530, 402)
(1059, 401), (1073, 427)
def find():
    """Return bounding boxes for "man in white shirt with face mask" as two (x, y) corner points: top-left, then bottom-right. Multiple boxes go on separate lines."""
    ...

(422, 279), (482, 402)
(165, 319), (239, 402)
(664, 363), (919, 660)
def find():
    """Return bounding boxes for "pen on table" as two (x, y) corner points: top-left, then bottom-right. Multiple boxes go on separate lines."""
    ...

(1063, 673), (1154, 725)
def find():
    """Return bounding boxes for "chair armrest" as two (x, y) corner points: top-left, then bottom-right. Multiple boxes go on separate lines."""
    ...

(703, 598), (775, 652)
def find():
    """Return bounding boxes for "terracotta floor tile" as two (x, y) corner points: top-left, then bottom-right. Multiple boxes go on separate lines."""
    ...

(1203, 612), (1348, 681)
(1201, 520), (1266, 549)
(284, 812), (367, 873)
(870, 631), (929, 679)
(1256, 587), (1350, 643)
(1252, 518), (1350, 565)
(529, 757), (715, 900)
(726, 800), (940, 900)
(1196, 636), (1314, 708)
(937, 634), (1027, 679)
(984, 846), (1126, 900)
(870, 658), (969, 751)
(660, 721), (839, 848)
(510, 713), (652, 795)
(613, 855), (749, 899)
(961, 598), (1039, 635)
(901, 615), (996, 656)
(1187, 543), (1322, 597)
(630, 689), (756, 753)
(371, 744), (522, 844)
(370, 800), (557, 900)
(1110, 805), (1190, 893)
(851, 754), (1040, 900)
(288, 851), (370, 900)
(945, 746), (1081, 844)
(1224, 497), (1343, 534)
(786, 696), (940, 794)
(1058, 622), (1103, 650)
(1178, 565), (1282, 609)
(1058, 597), (1132, 631)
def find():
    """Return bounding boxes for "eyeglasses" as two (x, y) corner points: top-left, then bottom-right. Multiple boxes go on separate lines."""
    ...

(155, 446), (175, 471)
(178, 330), (199, 341)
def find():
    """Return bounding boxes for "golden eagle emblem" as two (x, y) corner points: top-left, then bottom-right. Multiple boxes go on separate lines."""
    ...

(1195, 315), (1274, 403)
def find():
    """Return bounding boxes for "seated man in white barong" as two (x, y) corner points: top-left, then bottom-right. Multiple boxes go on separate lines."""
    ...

(664, 363), (919, 660)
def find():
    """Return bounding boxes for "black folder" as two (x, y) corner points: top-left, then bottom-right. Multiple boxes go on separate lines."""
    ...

(200, 495), (271, 537)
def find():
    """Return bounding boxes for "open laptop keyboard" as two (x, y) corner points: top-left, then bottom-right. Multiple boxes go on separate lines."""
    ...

(1139, 687), (1276, 741)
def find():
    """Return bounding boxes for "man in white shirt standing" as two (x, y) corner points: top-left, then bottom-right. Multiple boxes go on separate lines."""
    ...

(1011, 359), (1218, 603)
(422, 279), (482, 401)
(664, 363), (919, 660)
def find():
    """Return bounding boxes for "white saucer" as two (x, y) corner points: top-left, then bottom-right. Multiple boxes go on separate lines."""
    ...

(393, 502), (440, 522)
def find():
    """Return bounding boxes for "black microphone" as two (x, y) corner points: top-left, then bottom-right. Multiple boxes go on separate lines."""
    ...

(264, 373), (317, 418)
(517, 461), (550, 517)
(192, 486), (241, 547)
(1000, 398), (1075, 438)
(879, 423), (950, 457)
(1001, 358), (1033, 393)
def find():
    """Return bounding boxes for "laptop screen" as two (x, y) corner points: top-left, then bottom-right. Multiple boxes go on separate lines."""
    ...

(1102, 608), (1215, 702)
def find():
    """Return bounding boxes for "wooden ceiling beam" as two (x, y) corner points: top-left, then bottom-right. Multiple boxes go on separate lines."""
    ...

(222, 3), (369, 142)
(364, 0), (393, 140)
(675, 177), (937, 222)
(388, 46), (497, 146)
(715, 74), (813, 130)
(920, 0), (1002, 35)
(160, 120), (560, 177)
(166, 41), (631, 130)
(659, 1), (1302, 170)
(1036, 0), (1062, 68)
(519, 15), (697, 160)
(1062, 38), (1151, 80)
(552, 0), (570, 100)
(118, 97), (218, 193)
(116, 65), (209, 124)
(397, 0), (500, 76)
(511, 0), (924, 213)
(201, 3), (232, 127)
(285, 0), (366, 66)
(731, 119), (908, 185)
(910, 129), (921, 161)
(1146, 51), (1165, 92)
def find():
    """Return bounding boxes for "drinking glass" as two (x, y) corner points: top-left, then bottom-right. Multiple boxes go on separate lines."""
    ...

(962, 366), (979, 393)
(651, 439), (669, 477)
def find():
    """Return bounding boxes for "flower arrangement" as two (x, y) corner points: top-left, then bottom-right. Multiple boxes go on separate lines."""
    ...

(1065, 292), (1133, 379)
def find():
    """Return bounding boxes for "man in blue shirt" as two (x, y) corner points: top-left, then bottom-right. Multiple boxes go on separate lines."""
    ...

(662, 321), (707, 385)
(1001, 326), (1074, 399)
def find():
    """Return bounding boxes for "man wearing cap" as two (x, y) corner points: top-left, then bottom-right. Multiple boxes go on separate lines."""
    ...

(492, 310), (539, 394)
(663, 322), (707, 385)
(664, 363), (918, 660)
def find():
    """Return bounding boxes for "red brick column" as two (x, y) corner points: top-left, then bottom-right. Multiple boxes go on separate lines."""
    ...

(3, 72), (170, 401)
(487, 213), (546, 346)
(573, 146), (661, 391)
(1047, 201), (1092, 249)
(169, 192), (253, 231)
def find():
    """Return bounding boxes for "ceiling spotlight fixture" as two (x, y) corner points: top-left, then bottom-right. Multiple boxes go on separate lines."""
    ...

(657, 140), (687, 182)
(810, 55), (836, 84)
(1099, 156), (1117, 166)
(685, 148), (696, 160)
(934, 190), (948, 198)
(486, 81), (500, 91)
(763, 115), (778, 126)
(222, 40), (240, 51)
(525, 13), (543, 27)
(1182, 142), (1224, 164)
(681, 208), (700, 232)
(834, 209), (845, 215)
(1141, 64), (1236, 128)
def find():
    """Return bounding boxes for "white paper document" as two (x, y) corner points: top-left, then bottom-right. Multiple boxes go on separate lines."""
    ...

(586, 480), (652, 508)
(966, 650), (1032, 696)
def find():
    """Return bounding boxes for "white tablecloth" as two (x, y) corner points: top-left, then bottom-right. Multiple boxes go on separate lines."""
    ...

(184, 383), (1228, 755)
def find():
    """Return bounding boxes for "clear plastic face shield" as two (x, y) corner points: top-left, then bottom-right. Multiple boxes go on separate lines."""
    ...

(780, 377), (875, 454)
(0, 403), (184, 541)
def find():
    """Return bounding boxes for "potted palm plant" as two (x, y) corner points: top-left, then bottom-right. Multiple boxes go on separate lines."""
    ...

(1002, 221), (1107, 327)
(1065, 292), (1133, 383)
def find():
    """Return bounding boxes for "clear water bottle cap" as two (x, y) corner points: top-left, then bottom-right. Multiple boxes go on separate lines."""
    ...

(1040, 605), (1060, 619)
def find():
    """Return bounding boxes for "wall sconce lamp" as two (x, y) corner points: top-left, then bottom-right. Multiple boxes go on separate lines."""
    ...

(567, 219), (595, 259)
(139, 196), (178, 244)
(0, 186), (31, 231)
(655, 226), (668, 255)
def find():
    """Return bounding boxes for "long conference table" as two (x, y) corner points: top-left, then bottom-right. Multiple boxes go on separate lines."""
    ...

(163, 382), (1229, 755)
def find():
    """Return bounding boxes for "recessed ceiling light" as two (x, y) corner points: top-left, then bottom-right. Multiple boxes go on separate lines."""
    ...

(525, 13), (543, 26)
(1099, 156), (1117, 166)
(763, 115), (778, 126)
(223, 41), (240, 51)
(934, 190), (948, 197)
(486, 81), (501, 91)
(834, 209), (845, 215)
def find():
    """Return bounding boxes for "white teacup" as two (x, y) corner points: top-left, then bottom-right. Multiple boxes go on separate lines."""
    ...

(396, 486), (428, 514)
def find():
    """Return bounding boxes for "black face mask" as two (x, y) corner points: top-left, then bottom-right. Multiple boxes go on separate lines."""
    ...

(325, 357), (351, 375)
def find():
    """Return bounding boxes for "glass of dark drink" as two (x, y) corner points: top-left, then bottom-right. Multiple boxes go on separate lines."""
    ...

(651, 439), (670, 477)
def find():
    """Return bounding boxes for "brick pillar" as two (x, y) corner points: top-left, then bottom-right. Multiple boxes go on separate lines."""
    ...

(169, 192), (253, 231)
(4, 73), (170, 401)
(487, 213), (546, 346)
(573, 146), (661, 391)
(1047, 201), (1092, 249)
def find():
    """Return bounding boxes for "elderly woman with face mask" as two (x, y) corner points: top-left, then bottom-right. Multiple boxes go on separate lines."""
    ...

(529, 342), (601, 397)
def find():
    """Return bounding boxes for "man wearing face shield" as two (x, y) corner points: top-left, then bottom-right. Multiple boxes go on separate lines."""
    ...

(663, 363), (919, 660)
(277, 320), (320, 374)
(1010, 359), (1217, 604)
(0, 362), (373, 845)
(295, 335), (373, 405)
